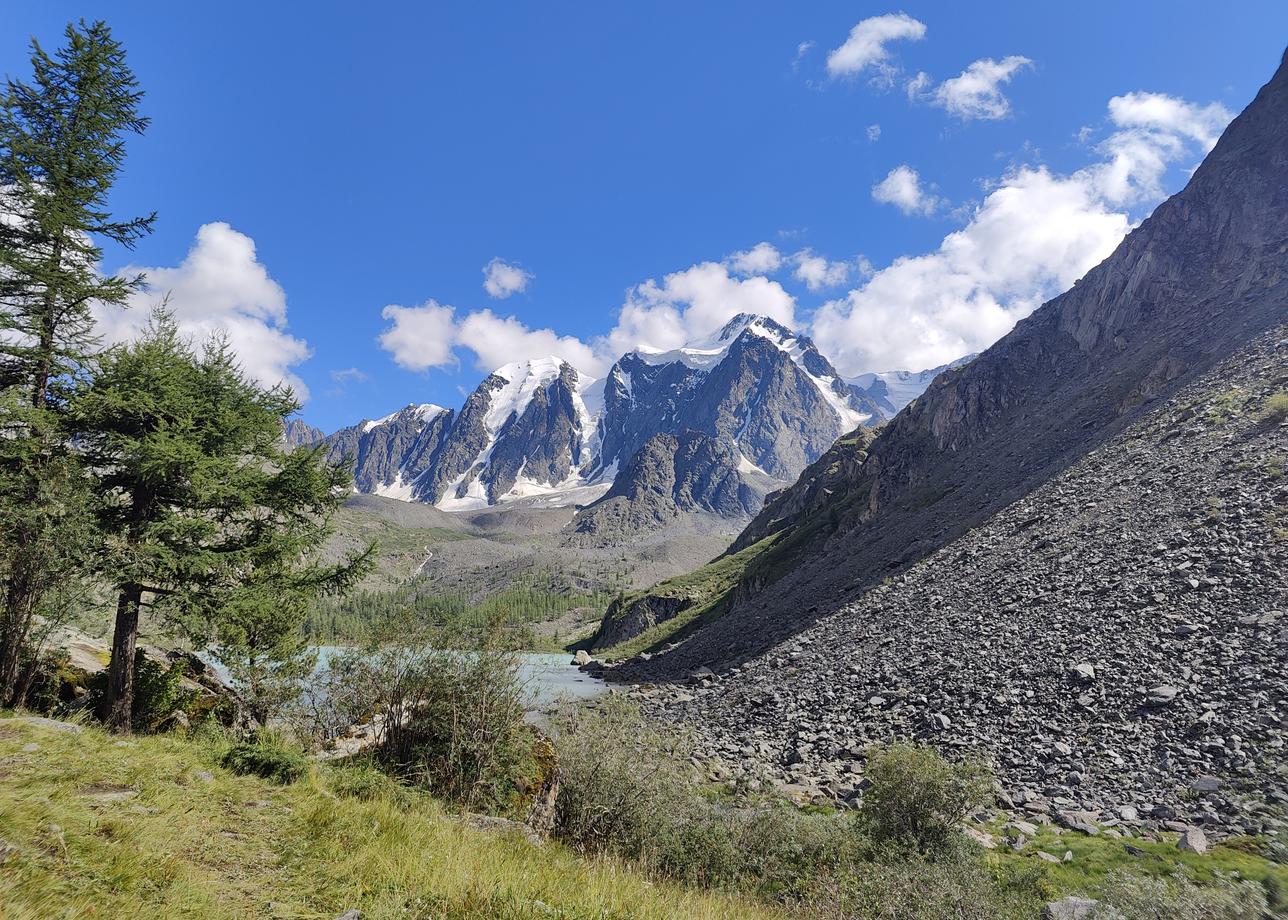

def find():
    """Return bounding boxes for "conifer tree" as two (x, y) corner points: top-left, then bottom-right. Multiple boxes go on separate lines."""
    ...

(70, 312), (373, 732)
(0, 20), (154, 702)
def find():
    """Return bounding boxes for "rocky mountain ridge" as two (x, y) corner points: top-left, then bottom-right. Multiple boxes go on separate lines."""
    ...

(313, 315), (940, 532)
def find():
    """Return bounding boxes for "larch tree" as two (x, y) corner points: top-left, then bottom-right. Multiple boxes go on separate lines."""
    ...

(69, 312), (373, 732)
(0, 20), (155, 703)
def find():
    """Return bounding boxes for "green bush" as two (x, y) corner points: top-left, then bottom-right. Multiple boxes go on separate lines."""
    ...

(551, 697), (862, 898)
(221, 732), (308, 784)
(376, 648), (537, 815)
(551, 696), (698, 859)
(859, 743), (994, 857)
(815, 848), (1042, 920)
(1260, 390), (1288, 423)
(1091, 871), (1268, 919)
(85, 649), (196, 732)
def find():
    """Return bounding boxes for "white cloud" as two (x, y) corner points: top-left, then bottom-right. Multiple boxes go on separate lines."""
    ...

(792, 250), (852, 291)
(1094, 92), (1234, 205)
(826, 13), (926, 79)
(455, 309), (606, 376)
(792, 41), (815, 70)
(726, 242), (783, 276)
(377, 300), (458, 372)
(812, 90), (1232, 375)
(872, 165), (944, 216)
(604, 261), (797, 358)
(866, 123), (882, 142)
(913, 56), (1032, 121)
(330, 367), (368, 384)
(97, 222), (313, 399)
(482, 258), (533, 299)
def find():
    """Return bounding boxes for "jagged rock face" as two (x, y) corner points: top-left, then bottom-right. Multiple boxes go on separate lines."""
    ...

(594, 316), (879, 483)
(574, 430), (761, 536)
(282, 418), (325, 448)
(480, 363), (587, 501)
(731, 427), (877, 553)
(324, 315), (887, 523)
(635, 51), (1288, 675)
(323, 405), (452, 496)
(847, 357), (977, 417)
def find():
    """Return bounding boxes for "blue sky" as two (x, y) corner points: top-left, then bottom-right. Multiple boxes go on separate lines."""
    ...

(2, 2), (1285, 431)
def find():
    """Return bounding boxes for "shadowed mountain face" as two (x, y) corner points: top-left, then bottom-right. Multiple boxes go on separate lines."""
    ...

(628, 49), (1288, 677)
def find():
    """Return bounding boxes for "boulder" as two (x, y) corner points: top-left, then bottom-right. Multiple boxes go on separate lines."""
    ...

(1178, 826), (1209, 854)
(1042, 896), (1099, 920)
(571, 650), (592, 666)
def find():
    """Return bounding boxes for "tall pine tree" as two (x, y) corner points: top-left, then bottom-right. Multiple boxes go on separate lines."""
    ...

(0, 20), (155, 702)
(70, 312), (373, 732)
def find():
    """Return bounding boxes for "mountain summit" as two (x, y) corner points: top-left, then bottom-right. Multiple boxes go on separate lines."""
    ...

(318, 315), (909, 528)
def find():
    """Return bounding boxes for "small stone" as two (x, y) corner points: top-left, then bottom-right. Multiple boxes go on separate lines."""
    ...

(1146, 685), (1180, 707)
(1117, 805), (1138, 822)
(1190, 775), (1223, 794)
(1036, 850), (1063, 863)
(20, 743), (39, 753)
(963, 826), (997, 849)
(334, 911), (362, 920)
(1068, 662), (1096, 681)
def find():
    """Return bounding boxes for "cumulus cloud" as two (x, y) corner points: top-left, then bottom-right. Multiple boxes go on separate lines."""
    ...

(812, 91), (1232, 375)
(455, 309), (606, 375)
(726, 241), (783, 276)
(377, 300), (458, 372)
(792, 250), (853, 291)
(826, 13), (926, 80)
(872, 165), (945, 216)
(482, 258), (533, 299)
(911, 55), (1032, 121)
(96, 222), (313, 398)
(1095, 92), (1234, 205)
(867, 123), (882, 142)
(604, 262), (797, 358)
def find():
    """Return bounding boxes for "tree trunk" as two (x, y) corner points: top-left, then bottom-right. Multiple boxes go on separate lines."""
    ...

(104, 584), (142, 733)
(31, 235), (64, 409)
(0, 547), (39, 707)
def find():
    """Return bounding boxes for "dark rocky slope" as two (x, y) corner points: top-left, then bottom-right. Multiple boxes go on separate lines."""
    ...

(572, 430), (765, 538)
(634, 326), (1288, 835)
(622, 48), (1288, 680)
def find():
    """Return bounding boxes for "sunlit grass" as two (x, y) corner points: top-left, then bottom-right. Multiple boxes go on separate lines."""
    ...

(0, 716), (791, 920)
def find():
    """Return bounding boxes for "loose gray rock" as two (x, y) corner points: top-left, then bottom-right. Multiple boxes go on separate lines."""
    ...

(1042, 897), (1099, 920)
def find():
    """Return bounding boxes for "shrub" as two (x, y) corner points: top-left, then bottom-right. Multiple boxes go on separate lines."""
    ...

(814, 848), (1042, 920)
(85, 649), (196, 732)
(221, 732), (308, 783)
(1261, 390), (1288, 423)
(551, 695), (698, 859)
(1091, 871), (1268, 919)
(376, 647), (537, 815)
(859, 743), (994, 857)
(551, 696), (862, 897)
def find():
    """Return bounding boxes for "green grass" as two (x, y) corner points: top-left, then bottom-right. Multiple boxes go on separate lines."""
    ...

(0, 716), (791, 920)
(595, 535), (780, 660)
(983, 817), (1288, 907)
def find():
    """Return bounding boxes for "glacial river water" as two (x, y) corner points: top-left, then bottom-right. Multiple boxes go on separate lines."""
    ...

(203, 648), (608, 711)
